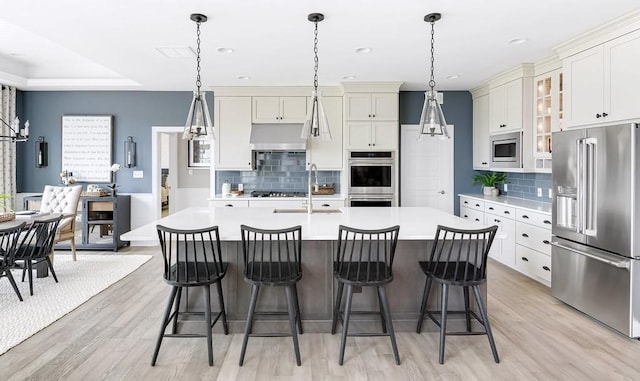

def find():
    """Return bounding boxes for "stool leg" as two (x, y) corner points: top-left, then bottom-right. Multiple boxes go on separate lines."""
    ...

(378, 285), (400, 365)
(46, 257), (58, 283)
(216, 280), (229, 335)
(472, 285), (500, 363)
(463, 286), (471, 332)
(171, 287), (183, 334)
(331, 281), (344, 335)
(247, 286), (260, 335)
(203, 285), (214, 366)
(339, 284), (354, 366)
(285, 285), (302, 366)
(151, 286), (178, 366)
(416, 276), (432, 333)
(27, 261), (34, 296)
(377, 289), (387, 334)
(439, 283), (449, 364)
(240, 284), (260, 366)
(292, 283), (303, 335)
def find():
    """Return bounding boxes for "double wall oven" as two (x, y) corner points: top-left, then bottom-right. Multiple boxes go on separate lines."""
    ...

(347, 151), (395, 207)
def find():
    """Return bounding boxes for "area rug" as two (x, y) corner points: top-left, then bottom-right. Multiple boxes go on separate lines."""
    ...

(0, 254), (152, 355)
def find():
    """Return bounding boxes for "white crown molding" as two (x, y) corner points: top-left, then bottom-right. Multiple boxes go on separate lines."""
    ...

(210, 86), (342, 97)
(533, 55), (562, 76)
(24, 78), (142, 91)
(470, 84), (490, 98)
(340, 81), (403, 93)
(554, 9), (640, 59)
(487, 64), (535, 88)
(0, 71), (28, 89)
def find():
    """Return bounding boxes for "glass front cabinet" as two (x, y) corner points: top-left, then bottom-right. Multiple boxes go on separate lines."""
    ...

(533, 68), (563, 171)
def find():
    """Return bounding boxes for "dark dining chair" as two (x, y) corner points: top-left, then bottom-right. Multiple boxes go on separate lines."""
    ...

(0, 220), (27, 301)
(152, 224), (229, 366)
(239, 224), (304, 366)
(416, 224), (499, 364)
(331, 224), (401, 366)
(14, 214), (63, 296)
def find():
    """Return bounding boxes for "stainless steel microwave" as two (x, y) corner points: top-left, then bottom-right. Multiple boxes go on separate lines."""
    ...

(490, 131), (522, 168)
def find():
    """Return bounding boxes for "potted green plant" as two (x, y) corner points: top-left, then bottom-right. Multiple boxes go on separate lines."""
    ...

(0, 193), (16, 222)
(472, 172), (508, 196)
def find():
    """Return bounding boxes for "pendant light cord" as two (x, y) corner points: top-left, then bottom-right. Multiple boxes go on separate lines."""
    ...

(195, 20), (202, 94)
(313, 20), (319, 92)
(429, 19), (436, 93)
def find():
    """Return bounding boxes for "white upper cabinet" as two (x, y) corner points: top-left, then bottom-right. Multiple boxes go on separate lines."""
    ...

(344, 93), (399, 121)
(344, 121), (398, 150)
(472, 93), (490, 169)
(563, 28), (640, 127)
(252, 96), (307, 123)
(214, 96), (253, 170)
(490, 78), (524, 133)
(306, 96), (343, 170)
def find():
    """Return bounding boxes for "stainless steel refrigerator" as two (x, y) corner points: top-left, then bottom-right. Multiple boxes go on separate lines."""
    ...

(552, 122), (640, 338)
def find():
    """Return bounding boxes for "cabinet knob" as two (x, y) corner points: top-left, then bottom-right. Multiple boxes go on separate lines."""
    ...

(522, 233), (529, 238)
(504, 210), (510, 215)
(464, 201), (468, 204)
(464, 214), (468, 218)
(368, 114), (372, 118)
(489, 207), (494, 210)
(321, 204), (330, 207)
(475, 218), (480, 222)
(596, 113), (602, 118)
(543, 240), (550, 245)
(225, 204), (233, 207)
(368, 143), (371, 146)
(372, 114), (376, 118)
(543, 220), (551, 225)
(475, 204), (480, 207)
(521, 257), (529, 262)
(494, 219), (501, 223)
(602, 112), (608, 117)
(522, 215), (529, 219)
(482, 162), (488, 165)
(372, 143), (376, 146)
(542, 266), (551, 271)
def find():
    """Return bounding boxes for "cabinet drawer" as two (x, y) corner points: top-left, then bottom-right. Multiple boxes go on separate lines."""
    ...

(209, 200), (249, 208)
(460, 207), (484, 224)
(516, 209), (552, 230)
(516, 222), (552, 256)
(314, 200), (345, 209)
(460, 196), (484, 211)
(516, 245), (551, 284)
(484, 202), (515, 219)
(88, 201), (114, 212)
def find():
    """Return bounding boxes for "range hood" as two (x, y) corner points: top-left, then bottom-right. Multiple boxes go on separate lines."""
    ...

(249, 124), (307, 151)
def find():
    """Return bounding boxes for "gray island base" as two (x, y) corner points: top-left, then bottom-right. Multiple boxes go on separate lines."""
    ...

(122, 206), (490, 333)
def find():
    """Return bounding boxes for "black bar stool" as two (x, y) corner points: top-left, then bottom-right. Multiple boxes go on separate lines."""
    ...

(0, 221), (26, 301)
(15, 214), (63, 296)
(331, 224), (401, 365)
(239, 224), (303, 366)
(416, 224), (499, 364)
(152, 224), (229, 366)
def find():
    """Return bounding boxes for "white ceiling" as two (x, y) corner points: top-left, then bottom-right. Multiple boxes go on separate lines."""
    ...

(0, 0), (638, 92)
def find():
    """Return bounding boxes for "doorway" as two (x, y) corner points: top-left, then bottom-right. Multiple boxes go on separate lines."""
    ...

(151, 126), (181, 221)
(400, 124), (454, 213)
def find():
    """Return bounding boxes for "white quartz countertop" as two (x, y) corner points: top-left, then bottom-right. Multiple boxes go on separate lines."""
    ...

(210, 194), (345, 201)
(122, 206), (486, 242)
(459, 194), (552, 214)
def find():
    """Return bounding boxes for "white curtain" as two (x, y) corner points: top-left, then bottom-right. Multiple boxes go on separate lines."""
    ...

(0, 85), (17, 210)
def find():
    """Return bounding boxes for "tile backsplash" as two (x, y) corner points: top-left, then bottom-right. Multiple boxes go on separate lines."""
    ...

(215, 151), (340, 194)
(476, 171), (552, 203)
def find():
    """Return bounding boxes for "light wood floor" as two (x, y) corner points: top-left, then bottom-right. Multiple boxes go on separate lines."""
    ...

(2, 246), (640, 381)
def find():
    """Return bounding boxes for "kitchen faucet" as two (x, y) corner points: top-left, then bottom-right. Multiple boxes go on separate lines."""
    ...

(307, 163), (318, 214)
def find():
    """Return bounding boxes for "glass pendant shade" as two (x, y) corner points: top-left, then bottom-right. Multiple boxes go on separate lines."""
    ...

(301, 90), (331, 141)
(183, 90), (214, 140)
(418, 90), (448, 138)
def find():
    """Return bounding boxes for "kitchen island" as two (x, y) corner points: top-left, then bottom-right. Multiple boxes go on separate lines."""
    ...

(122, 206), (492, 333)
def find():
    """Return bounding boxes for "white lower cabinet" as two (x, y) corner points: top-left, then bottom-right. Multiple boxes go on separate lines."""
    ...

(248, 199), (344, 209)
(209, 200), (249, 208)
(458, 195), (551, 286)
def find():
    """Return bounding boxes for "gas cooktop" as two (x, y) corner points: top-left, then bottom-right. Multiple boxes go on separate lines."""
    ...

(250, 191), (307, 198)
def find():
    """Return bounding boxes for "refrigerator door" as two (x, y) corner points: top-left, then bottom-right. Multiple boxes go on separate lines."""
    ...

(552, 128), (587, 244)
(585, 124), (635, 257)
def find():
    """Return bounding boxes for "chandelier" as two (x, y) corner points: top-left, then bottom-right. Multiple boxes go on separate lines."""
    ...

(0, 117), (29, 142)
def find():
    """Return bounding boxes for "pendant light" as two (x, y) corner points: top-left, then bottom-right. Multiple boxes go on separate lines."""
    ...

(0, 116), (29, 142)
(183, 13), (214, 141)
(418, 13), (449, 139)
(301, 13), (331, 141)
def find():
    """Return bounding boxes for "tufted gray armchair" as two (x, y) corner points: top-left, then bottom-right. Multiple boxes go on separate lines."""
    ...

(39, 185), (82, 261)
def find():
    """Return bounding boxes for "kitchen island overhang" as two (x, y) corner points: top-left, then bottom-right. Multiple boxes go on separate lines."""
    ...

(122, 207), (493, 333)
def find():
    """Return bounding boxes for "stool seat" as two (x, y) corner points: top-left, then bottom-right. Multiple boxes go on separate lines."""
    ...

(245, 261), (301, 285)
(334, 261), (392, 285)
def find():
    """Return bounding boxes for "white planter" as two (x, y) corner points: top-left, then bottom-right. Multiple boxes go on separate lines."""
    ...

(483, 186), (494, 196)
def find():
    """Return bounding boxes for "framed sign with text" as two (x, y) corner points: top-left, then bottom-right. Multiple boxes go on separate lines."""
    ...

(61, 115), (113, 182)
(188, 139), (211, 168)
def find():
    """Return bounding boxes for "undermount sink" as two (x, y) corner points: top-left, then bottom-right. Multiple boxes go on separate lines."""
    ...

(273, 208), (343, 214)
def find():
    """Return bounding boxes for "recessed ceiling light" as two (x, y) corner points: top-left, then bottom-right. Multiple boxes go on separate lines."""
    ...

(10, 52), (22, 57)
(237, 75), (251, 80)
(342, 75), (356, 80)
(355, 47), (373, 54)
(446, 75), (460, 80)
(508, 38), (527, 45)
(217, 47), (234, 53)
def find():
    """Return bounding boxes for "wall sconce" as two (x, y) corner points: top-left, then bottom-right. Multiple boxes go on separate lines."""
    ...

(124, 136), (136, 168)
(36, 136), (48, 168)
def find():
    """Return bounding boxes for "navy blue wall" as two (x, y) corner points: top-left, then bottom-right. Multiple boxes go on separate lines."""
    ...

(16, 91), (212, 193)
(399, 91), (475, 215)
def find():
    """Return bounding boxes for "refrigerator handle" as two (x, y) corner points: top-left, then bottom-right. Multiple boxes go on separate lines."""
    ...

(550, 241), (629, 269)
(577, 138), (585, 235)
(584, 137), (597, 236)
